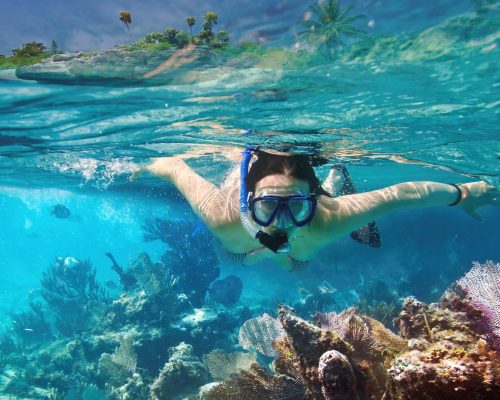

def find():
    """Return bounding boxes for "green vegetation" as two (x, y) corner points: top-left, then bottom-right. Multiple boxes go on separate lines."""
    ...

(0, 41), (51, 69)
(299, 0), (366, 59)
(129, 10), (230, 52)
(11, 41), (46, 57)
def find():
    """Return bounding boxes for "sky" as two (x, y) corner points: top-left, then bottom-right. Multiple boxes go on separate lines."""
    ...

(0, 0), (474, 56)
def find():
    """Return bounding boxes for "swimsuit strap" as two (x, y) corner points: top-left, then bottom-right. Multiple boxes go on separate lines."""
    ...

(225, 249), (310, 270)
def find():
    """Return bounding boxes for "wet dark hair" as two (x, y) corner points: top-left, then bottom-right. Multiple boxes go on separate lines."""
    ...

(245, 150), (331, 196)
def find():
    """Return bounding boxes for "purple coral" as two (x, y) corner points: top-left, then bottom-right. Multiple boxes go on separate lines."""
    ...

(456, 260), (499, 343)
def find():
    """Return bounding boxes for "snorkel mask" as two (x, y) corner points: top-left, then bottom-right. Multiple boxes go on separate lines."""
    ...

(248, 193), (317, 228)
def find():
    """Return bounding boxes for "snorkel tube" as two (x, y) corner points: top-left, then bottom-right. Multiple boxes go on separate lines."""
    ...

(240, 147), (291, 253)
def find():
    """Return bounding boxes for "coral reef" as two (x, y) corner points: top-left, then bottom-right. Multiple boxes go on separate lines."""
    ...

(293, 280), (338, 317)
(41, 258), (109, 335)
(144, 218), (220, 307)
(150, 342), (209, 400)
(455, 260), (499, 343)
(10, 301), (51, 344)
(238, 313), (285, 357)
(355, 278), (399, 328)
(0, 217), (249, 399)
(387, 295), (499, 399)
(206, 262), (499, 400)
(202, 349), (256, 380)
(318, 350), (358, 400)
(203, 363), (306, 400)
(2, 225), (498, 400)
(97, 335), (137, 388)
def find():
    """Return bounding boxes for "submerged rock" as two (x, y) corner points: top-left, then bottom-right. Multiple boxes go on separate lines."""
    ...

(150, 342), (209, 400)
(14, 47), (218, 85)
(208, 275), (243, 306)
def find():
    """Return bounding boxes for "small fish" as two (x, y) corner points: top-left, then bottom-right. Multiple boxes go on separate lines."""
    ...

(105, 280), (118, 290)
(24, 328), (34, 332)
(51, 204), (71, 219)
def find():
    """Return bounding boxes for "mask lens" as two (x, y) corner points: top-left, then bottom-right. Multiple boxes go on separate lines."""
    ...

(288, 199), (312, 223)
(253, 198), (279, 225)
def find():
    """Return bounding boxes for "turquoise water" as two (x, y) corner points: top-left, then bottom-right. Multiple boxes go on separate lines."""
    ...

(0, 3), (499, 399)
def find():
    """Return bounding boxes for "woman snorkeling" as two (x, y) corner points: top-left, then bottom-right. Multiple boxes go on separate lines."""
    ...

(145, 148), (498, 270)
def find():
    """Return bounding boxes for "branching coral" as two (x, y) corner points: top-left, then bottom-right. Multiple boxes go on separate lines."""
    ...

(316, 307), (406, 359)
(10, 301), (51, 344)
(126, 252), (177, 298)
(143, 218), (220, 307)
(203, 363), (306, 400)
(41, 258), (109, 335)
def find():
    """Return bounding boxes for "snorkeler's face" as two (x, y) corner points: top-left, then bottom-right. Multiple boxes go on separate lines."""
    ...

(253, 175), (312, 234)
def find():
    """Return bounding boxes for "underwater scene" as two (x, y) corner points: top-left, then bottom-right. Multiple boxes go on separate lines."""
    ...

(0, 0), (499, 399)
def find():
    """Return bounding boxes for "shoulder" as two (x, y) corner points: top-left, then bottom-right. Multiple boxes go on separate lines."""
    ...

(306, 195), (349, 244)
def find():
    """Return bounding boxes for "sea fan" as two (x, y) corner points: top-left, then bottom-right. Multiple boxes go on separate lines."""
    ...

(456, 260), (499, 343)
(238, 313), (285, 357)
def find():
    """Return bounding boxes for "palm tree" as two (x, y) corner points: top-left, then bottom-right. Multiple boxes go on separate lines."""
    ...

(186, 16), (196, 36)
(119, 11), (134, 42)
(299, 0), (365, 59)
(201, 11), (218, 43)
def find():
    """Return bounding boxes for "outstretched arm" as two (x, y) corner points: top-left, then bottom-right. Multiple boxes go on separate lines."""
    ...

(314, 181), (498, 240)
(146, 157), (239, 230)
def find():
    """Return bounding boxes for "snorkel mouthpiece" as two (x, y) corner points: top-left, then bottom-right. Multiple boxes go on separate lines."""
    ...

(240, 146), (291, 254)
(256, 231), (291, 253)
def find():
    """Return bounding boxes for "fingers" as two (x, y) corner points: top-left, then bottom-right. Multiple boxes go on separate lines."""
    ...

(466, 209), (484, 222)
(129, 167), (145, 182)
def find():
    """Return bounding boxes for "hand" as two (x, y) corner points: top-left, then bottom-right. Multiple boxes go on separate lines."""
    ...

(129, 165), (147, 182)
(458, 181), (499, 221)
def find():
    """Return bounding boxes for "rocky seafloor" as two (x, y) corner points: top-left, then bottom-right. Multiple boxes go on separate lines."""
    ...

(0, 216), (498, 399)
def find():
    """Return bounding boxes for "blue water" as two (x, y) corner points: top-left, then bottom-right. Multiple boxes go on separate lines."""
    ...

(0, 1), (499, 398)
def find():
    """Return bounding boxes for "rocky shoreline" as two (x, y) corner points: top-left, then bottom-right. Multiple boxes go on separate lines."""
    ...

(14, 47), (215, 85)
